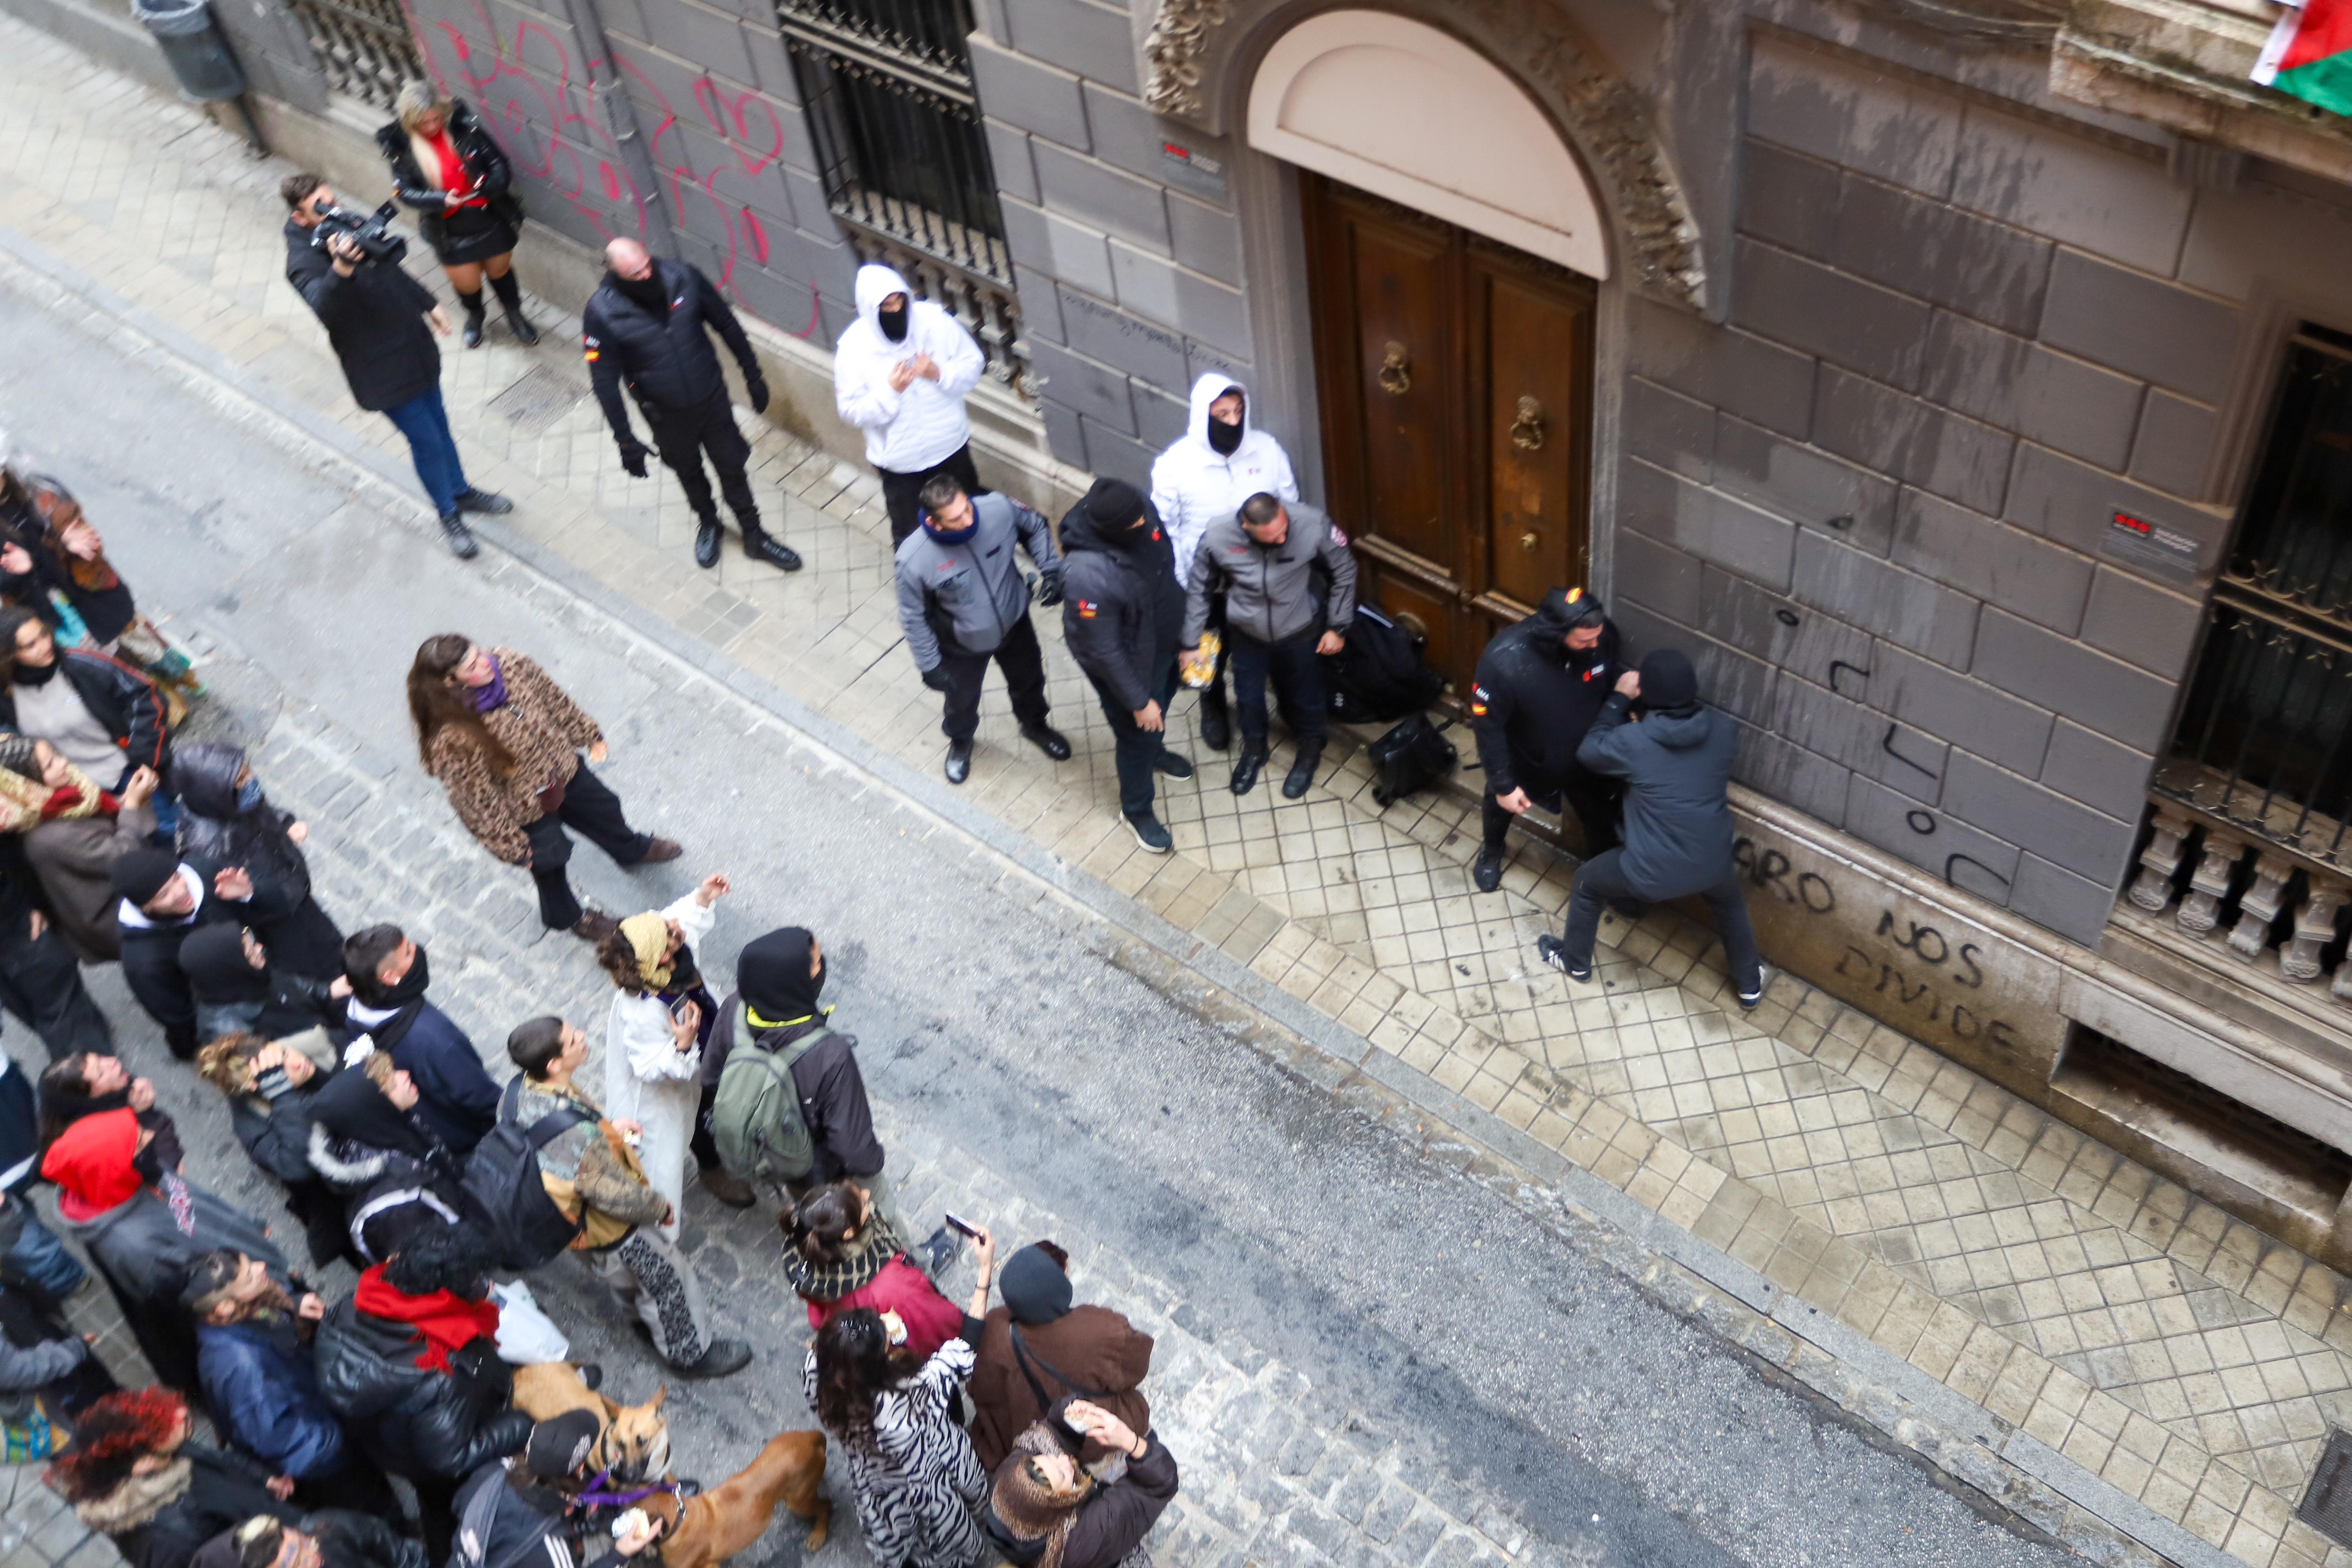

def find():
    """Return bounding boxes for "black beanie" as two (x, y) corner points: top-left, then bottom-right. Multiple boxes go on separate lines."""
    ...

(1638, 648), (1699, 712)
(1000, 1243), (1074, 1325)
(1083, 478), (1145, 529)
(110, 848), (182, 907)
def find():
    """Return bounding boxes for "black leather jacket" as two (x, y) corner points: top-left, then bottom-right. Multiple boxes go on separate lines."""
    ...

(373, 100), (521, 248)
(313, 1294), (530, 1480)
(0, 645), (170, 778)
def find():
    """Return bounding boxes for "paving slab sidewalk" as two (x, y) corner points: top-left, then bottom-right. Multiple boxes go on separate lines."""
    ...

(4, 24), (2352, 1566)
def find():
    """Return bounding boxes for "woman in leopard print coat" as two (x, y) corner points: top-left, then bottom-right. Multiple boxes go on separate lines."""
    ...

(406, 634), (678, 940)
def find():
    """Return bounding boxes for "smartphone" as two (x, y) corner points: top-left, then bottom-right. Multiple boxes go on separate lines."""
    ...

(943, 1210), (982, 1239)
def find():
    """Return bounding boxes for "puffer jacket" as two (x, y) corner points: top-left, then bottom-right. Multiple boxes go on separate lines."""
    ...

(313, 1293), (530, 1479)
(1179, 500), (1356, 648)
(833, 264), (985, 471)
(1148, 371), (1299, 588)
(373, 99), (521, 250)
(582, 258), (754, 437)
(1058, 501), (1185, 715)
(1576, 694), (1742, 900)
(1470, 592), (1622, 798)
(893, 491), (1060, 669)
(0, 646), (169, 778)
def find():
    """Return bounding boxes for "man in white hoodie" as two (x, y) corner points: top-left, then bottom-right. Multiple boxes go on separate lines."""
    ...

(834, 264), (989, 546)
(1148, 374), (1299, 750)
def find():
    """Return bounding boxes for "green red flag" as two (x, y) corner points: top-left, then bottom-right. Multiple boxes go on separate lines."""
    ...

(2254, 0), (2352, 115)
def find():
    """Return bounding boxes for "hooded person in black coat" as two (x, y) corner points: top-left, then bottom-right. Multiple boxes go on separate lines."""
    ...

(1057, 479), (1193, 854)
(303, 1052), (468, 1265)
(1538, 648), (1765, 1007)
(175, 744), (345, 981)
(1468, 587), (1625, 894)
(179, 922), (344, 1046)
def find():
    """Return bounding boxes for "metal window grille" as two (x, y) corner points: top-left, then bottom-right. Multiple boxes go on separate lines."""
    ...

(777, 0), (1031, 395)
(2130, 327), (2352, 993)
(288, 0), (424, 113)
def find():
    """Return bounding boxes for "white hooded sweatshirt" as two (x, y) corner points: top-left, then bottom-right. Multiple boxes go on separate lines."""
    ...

(1149, 372), (1300, 585)
(833, 264), (987, 471)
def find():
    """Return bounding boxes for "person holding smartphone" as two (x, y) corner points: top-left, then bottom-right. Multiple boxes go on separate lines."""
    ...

(599, 872), (732, 1239)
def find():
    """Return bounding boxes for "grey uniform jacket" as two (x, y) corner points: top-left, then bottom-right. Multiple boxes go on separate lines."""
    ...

(1181, 502), (1358, 649)
(894, 493), (1063, 670)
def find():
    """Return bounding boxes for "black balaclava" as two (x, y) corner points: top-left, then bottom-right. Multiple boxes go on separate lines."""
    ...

(1638, 648), (1700, 713)
(738, 927), (825, 1025)
(611, 267), (667, 312)
(877, 299), (910, 342)
(1205, 387), (1244, 456)
(1081, 479), (1148, 545)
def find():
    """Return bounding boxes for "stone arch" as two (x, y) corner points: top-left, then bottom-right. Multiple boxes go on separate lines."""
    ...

(1141, 0), (1707, 309)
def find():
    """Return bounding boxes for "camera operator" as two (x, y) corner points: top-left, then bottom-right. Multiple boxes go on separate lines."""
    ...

(280, 173), (511, 561)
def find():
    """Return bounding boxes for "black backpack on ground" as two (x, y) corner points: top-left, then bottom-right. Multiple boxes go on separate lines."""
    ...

(1368, 715), (1457, 806)
(1324, 605), (1445, 724)
(447, 1457), (565, 1568)
(460, 1077), (590, 1272)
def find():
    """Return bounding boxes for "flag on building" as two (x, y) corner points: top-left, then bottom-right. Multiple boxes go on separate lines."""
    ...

(2253, 0), (2352, 115)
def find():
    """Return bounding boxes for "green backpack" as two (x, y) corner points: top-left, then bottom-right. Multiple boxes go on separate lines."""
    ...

(709, 997), (827, 1184)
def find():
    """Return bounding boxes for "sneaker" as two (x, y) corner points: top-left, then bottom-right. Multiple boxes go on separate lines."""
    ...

(571, 909), (620, 943)
(1536, 934), (1592, 982)
(639, 837), (683, 864)
(744, 530), (803, 571)
(438, 513), (479, 560)
(698, 1164), (757, 1208)
(1153, 750), (1193, 779)
(945, 739), (972, 784)
(454, 488), (513, 516)
(670, 1337), (752, 1380)
(918, 1226), (962, 1278)
(1020, 723), (1071, 761)
(1472, 845), (1504, 894)
(1737, 984), (1766, 1011)
(1126, 813), (1173, 854)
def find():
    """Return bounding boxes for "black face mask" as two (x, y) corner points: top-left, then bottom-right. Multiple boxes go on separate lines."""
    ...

(877, 304), (909, 342)
(1206, 417), (1243, 457)
(611, 269), (667, 312)
(12, 653), (57, 687)
(132, 1139), (164, 1186)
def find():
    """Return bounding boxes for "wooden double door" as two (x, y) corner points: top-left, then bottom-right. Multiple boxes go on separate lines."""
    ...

(1303, 173), (1596, 692)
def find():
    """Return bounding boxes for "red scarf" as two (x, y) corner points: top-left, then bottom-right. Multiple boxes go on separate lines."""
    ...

(353, 1263), (500, 1372)
(425, 130), (482, 209)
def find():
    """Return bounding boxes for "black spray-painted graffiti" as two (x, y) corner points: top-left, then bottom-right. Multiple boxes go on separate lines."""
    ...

(1734, 836), (2024, 1053)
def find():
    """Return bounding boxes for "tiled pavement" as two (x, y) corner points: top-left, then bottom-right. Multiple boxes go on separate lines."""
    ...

(0, 613), (1560, 1568)
(9, 23), (2352, 1566)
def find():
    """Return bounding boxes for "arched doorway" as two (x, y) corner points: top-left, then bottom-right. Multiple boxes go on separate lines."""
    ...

(1248, 10), (1608, 689)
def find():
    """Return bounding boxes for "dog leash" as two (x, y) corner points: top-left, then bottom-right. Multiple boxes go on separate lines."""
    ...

(578, 1467), (684, 1510)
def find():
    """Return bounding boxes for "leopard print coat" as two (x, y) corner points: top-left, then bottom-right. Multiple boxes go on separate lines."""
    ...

(427, 648), (603, 864)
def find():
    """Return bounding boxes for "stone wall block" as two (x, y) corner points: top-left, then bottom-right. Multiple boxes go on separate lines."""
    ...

(1058, 286), (1188, 389)
(1626, 296), (1817, 441)
(1733, 239), (1932, 393)
(1027, 338), (1136, 435)
(1738, 140), (1841, 255)
(1768, 673), (1950, 804)
(2038, 719), (2160, 821)
(2128, 389), (2220, 501)
(969, 35), (1089, 151)
(1941, 750), (2137, 885)
(2077, 565), (2204, 680)
(1109, 241), (1250, 358)
(1917, 313), (2144, 473)
(1034, 142), (1171, 253)
(1612, 529), (1706, 625)
(1867, 642), (2055, 775)
(1000, 196), (1114, 297)
(1731, 722), (1855, 828)
(1002, 0), (1140, 93)
(1811, 366), (2014, 517)
(1692, 564), (1877, 693)
(1946, 107), (2191, 276)
(1845, 774), (2024, 902)
(637, 0), (752, 87)
(987, 119), (1040, 205)
(2002, 442), (2230, 583)
(1167, 193), (1242, 287)
(1968, 608), (2179, 752)
(1892, 488), (2094, 636)
(1621, 459), (1796, 592)
(1612, 601), (1780, 725)
(1625, 376), (1716, 484)
(2008, 854), (2119, 947)
(1712, 414), (1899, 556)
(1746, 36), (1962, 198)
(1789, 528), (1980, 671)
(1830, 175), (2054, 336)
(2037, 248), (2244, 404)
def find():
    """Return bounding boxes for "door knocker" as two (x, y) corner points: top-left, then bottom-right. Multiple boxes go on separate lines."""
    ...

(1378, 341), (1411, 396)
(1510, 395), (1546, 451)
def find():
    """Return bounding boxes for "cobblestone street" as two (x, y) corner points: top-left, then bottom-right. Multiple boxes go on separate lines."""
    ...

(0, 17), (2346, 1568)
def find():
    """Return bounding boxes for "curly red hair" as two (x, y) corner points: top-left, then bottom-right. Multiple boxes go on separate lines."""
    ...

(47, 1387), (188, 1500)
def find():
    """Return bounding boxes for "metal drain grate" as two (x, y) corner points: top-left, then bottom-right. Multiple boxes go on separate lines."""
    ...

(2299, 1429), (2352, 1547)
(487, 365), (585, 433)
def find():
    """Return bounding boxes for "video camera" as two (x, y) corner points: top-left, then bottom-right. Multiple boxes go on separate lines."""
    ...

(309, 200), (408, 265)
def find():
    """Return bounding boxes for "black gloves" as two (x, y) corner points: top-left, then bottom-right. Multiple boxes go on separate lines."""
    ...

(921, 665), (953, 693)
(746, 373), (770, 416)
(617, 440), (650, 479)
(1034, 570), (1064, 608)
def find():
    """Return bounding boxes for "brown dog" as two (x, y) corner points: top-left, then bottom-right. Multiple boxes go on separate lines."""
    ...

(642, 1430), (830, 1568)
(512, 1365), (673, 1483)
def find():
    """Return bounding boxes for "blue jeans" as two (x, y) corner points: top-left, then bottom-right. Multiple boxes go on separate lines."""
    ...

(381, 386), (469, 517)
(2, 1211), (86, 1300)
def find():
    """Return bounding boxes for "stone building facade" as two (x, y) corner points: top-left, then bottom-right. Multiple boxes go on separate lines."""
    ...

(21, 0), (2352, 1261)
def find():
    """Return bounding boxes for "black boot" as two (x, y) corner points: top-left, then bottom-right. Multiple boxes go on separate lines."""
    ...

(694, 516), (722, 569)
(1282, 737), (1325, 799)
(741, 520), (803, 571)
(1198, 687), (1231, 751)
(456, 287), (486, 349)
(488, 270), (538, 344)
(1473, 843), (1506, 894)
(1230, 750), (1266, 795)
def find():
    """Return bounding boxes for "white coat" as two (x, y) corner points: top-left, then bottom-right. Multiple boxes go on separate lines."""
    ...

(1148, 372), (1300, 587)
(833, 264), (986, 473)
(602, 891), (715, 1244)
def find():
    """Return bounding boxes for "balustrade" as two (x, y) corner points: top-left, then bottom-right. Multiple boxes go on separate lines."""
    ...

(287, 0), (422, 113)
(2132, 798), (2352, 1004)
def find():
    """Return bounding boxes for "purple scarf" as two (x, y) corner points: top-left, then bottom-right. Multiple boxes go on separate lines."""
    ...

(470, 654), (508, 714)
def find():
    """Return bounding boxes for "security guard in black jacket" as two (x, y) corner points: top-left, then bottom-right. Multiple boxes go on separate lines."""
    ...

(1059, 479), (1193, 854)
(1468, 587), (1624, 894)
(582, 238), (800, 573)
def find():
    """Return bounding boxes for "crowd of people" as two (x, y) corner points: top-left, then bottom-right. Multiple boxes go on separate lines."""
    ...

(0, 481), (1180, 1568)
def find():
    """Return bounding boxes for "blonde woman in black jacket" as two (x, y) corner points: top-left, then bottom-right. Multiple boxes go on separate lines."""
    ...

(375, 83), (536, 348)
